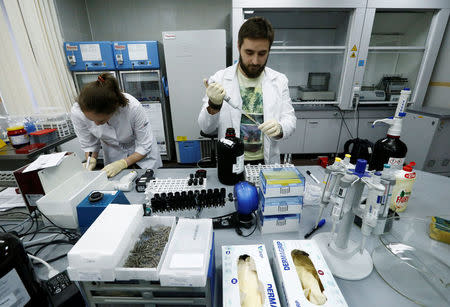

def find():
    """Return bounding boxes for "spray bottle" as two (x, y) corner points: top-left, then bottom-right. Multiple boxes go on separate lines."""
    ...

(369, 88), (411, 171)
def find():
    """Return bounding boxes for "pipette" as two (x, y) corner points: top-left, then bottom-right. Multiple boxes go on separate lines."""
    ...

(206, 79), (260, 125)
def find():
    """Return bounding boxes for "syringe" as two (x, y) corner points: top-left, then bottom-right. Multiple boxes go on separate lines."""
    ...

(205, 79), (260, 125)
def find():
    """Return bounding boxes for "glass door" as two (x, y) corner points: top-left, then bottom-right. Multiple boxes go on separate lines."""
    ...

(73, 71), (118, 94)
(243, 9), (350, 105)
(359, 11), (434, 105)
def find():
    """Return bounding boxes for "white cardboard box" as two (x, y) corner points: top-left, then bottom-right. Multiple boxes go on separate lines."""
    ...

(159, 218), (213, 287)
(258, 211), (301, 234)
(222, 244), (280, 307)
(272, 240), (348, 307)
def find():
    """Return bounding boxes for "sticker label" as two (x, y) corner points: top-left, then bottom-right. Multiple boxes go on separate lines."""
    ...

(232, 154), (244, 174)
(350, 52), (356, 58)
(164, 33), (176, 40)
(0, 269), (31, 306)
(388, 157), (405, 169)
(351, 45), (357, 51)
(9, 134), (29, 146)
(176, 136), (187, 141)
(65, 44), (78, 51)
(220, 138), (234, 147)
(114, 44), (126, 50)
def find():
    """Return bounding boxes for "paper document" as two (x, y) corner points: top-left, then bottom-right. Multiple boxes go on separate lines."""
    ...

(0, 188), (26, 211)
(23, 152), (67, 173)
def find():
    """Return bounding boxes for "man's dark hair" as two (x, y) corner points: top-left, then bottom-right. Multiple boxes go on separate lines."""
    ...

(238, 16), (274, 48)
(77, 73), (128, 115)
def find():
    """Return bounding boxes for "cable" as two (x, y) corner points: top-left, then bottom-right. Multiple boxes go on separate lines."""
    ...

(236, 212), (258, 238)
(27, 254), (59, 278)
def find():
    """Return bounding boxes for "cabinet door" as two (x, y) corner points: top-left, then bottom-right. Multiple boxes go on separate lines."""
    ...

(279, 119), (306, 153)
(304, 119), (340, 153)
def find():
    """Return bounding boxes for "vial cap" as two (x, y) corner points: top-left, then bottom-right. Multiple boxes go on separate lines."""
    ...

(345, 154), (351, 158)
(355, 159), (367, 174)
(383, 164), (390, 169)
(335, 157), (342, 162)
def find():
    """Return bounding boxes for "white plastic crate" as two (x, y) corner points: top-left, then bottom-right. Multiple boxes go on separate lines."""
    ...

(36, 119), (71, 138)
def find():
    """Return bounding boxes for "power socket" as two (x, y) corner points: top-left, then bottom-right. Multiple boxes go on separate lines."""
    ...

(44, 270), (84, 306)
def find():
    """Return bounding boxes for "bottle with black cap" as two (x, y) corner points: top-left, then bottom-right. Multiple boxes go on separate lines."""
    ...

(217, 127), (244, 185)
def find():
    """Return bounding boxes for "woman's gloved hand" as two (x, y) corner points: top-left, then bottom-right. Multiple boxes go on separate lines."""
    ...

(102, 159), (128, 177)
(83, 157), (97, 171)
(258, 119), (283, 138)
(203, 79), (226, 107)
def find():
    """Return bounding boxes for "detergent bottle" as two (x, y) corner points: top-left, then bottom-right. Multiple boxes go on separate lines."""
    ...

(390, 162), (416, 212)
(369, 89), (411, 171)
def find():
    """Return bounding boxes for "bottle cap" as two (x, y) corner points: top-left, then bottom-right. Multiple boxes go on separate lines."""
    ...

(403, 162), (416, 172)
(225, 127), (236, 138)
(345, 154), (351, 158)
(335, 157), (342, 162)
(383, 164), (390, 169)
(355, 159), (367, 174)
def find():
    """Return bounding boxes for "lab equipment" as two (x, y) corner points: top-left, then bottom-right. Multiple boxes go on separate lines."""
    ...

(68, 204), (176, 282)
(145, 175), (208, 196)
(372, 216), (450, 306)
(222, 244), (280, 307)
(135, 169), (154, 192)
(379, 75), (409, 101)
(298, 73), (335, 101)
(370, 88), (411, 171)
(217, 128), (244, 185)
(111, 170), (138, 191)
(0, 233), (48, 305)
(63, 41), (118, 93)
(150, 188), (226, 212)
(312, 158), (394, 280)
(306, 170), (320, 184)
(35, 155), (109, 228)
(259, 213), (302, 234)
(113, 41), (173, 160)
(163, 29), (226, 163)
(259, 191), (303, 216)
(159, 218), (213, 287)
(272, 240), (348, 307)
(76, 190), (130, 234)
(244, 162), (294, 186)
(359, 88), (386, 101)
(429, 216), (450, 244)
(29, 128), (57, 144)
(260, 167), (305, 198)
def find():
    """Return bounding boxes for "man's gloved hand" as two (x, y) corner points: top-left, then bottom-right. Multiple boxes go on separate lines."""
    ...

(83, 157), (97, 171)
(258, 119), (283, 138)
(102, 159), (128, 178)
(203, 79), (226, 106)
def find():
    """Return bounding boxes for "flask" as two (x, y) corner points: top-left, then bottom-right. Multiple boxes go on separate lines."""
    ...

(217, 128), (244, 185)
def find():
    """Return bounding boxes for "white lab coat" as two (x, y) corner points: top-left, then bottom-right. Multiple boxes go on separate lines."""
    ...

(198, 63), (296, 164)
(71, 93), (162, 169)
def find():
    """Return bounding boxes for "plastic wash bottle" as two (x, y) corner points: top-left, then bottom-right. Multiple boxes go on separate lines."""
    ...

(390, 162), (416, 212)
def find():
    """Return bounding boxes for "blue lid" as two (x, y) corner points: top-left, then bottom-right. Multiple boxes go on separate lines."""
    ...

(355, 159), (367, 174)
(398, 112), (406, 117)
(404, 88), (410, 90)
(374, 172), (382, 176)
(383, 163), (390, 168)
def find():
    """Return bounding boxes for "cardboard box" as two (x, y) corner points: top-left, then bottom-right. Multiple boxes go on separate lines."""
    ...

(258, 211), (301, 234)
(260, 167), (305, 198)
(222, 244), (280, 307)
(272, 240), (348, 307)
(259, 190), (303, 216)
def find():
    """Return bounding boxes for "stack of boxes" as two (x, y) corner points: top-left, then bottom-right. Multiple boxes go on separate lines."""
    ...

(258, 167), (305, 234)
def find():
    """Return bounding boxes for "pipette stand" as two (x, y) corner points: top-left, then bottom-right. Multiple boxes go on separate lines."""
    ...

(313, 165), (373, 280)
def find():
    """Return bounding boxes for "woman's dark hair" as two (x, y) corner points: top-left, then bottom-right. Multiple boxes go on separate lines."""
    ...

(77, 73), (128, 115)
(238, 16), (274, 48)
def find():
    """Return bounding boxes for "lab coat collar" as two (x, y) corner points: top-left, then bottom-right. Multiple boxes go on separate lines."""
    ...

(224, 62), (277, 81)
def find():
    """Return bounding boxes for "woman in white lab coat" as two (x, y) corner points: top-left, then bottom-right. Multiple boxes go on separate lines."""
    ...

(71, 73), (162, 177)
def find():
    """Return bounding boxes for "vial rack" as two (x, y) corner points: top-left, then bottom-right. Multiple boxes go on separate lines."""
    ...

(244, 163), (294, 186)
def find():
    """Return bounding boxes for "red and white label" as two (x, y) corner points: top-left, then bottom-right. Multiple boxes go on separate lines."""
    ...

(66, 44), (78, 51)
(114, 45), (126, 50)
(388, 157), (405, 169)
(164, 33), (176, 40)
(405, 172), (416, 179)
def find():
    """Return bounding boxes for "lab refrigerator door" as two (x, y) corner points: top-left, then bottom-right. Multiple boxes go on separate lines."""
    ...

(73, 71), (119, 94)
(163, 29), (226, 163)
(119, 70), (173, 160)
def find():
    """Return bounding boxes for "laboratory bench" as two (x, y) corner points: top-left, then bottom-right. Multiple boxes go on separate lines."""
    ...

(2, 165), (449, 307)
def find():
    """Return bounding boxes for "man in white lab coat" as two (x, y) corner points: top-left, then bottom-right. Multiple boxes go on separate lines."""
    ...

(198, 16), (296, 164)
(71, 73), (162, 177)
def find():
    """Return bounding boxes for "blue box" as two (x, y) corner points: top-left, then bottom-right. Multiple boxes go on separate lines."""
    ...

(64, 41), (115, 71)
(77, 190), (130, 234)
(113, 41), (160, 70)
(178, 140), (201, 164)
(260, 167), (305, 198)
(259, 190), (303, 216)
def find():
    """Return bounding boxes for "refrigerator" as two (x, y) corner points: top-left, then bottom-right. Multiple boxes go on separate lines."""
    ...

(113, 41), (173, 160)
(64, 41), (118, 93)
(162, 30), (226, 163)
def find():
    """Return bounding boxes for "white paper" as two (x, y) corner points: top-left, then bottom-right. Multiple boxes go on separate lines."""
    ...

(80, 44), (102, 61)
(170, 253), (204, 269)
(0, 188), (26, 211)
(128, 44), (148, 61)
(23, 152), (67, 173)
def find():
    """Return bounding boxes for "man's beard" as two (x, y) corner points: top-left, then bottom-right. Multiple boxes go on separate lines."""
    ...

(239, 55), (267, 78)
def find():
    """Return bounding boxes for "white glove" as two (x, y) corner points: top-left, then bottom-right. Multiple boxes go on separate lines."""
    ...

(258, 119), (282, 138)
(203, 79), (226, 106)
(102, 159), (128, 178)
(83, 157), (97, 171)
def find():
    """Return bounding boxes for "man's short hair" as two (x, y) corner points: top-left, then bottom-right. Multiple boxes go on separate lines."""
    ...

(238, 16), (274, 48)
